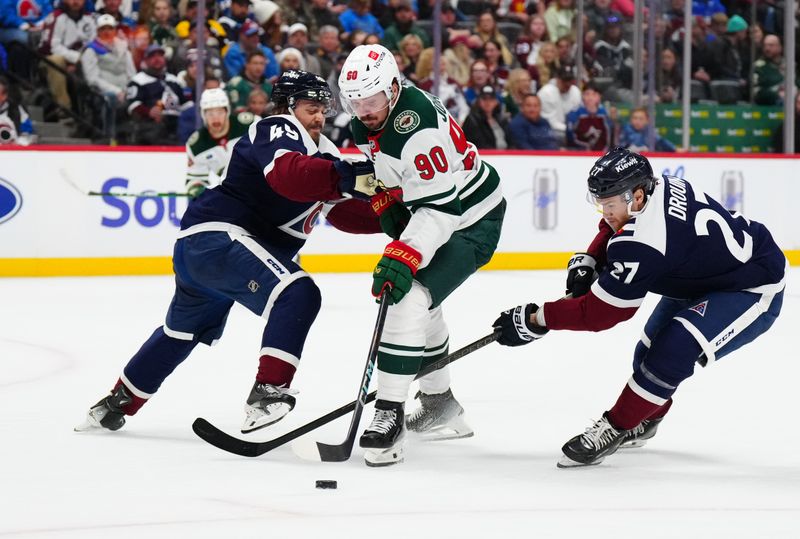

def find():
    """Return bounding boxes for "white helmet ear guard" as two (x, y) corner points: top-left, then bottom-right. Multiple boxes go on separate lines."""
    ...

(338, 44), (402, 117)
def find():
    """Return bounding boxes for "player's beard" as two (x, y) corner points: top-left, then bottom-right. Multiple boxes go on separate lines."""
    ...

(307, 121), (323, 143)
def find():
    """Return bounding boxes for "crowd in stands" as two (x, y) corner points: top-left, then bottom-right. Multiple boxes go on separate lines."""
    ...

(0, 0), (797, 150)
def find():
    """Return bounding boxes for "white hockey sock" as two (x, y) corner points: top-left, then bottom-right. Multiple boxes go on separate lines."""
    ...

(418, 364), (451, 395)
(376, 371), (415, 403)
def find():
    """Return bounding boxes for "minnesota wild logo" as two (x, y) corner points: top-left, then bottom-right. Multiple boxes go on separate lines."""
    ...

(394, 110), (420, 134)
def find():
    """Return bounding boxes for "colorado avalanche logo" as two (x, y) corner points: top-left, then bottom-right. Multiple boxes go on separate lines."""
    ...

(689, 300), (708, 317)
(303, 204), (323, 235)
(17, 0), (41, 19)
(278, 203), (323, 239)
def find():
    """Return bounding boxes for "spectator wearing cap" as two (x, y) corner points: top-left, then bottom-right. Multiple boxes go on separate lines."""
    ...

(536, 64), (580, 142)
(38, 0), (96, 116)
(96, 0), (136, 38)
(252, 0), (283, 49)
(706, 14), (747, 95)
(543, 0), (574, 43)
(508, 94), (559, 150)
(219, 0), (253, 42)
(461, 84), (511, 150)
(383, 1), (429, 53)
(286, 23), (321, 76)
(275, 46), (305, 76)
(565, 81), (612, 151)
(339, 0), (383, 41)
(149, 0), (180, 54)
(313, 24), (342, 80)
(223, 18), (279, 79)
(81, 14), (135, 142)
(474, 12), (514, 67)
(126, 44), (191, 144)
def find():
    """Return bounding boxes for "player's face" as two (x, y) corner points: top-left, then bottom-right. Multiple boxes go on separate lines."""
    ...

(350, 92), (390, 130)
(204, 107), (228, 137)
(593, 188), (645, 231)
(293, 100), (327, 143)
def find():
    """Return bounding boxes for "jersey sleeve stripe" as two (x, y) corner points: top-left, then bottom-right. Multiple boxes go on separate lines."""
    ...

(458, 162), (490, 199)
(591, 281), (645, 308)
(404, 185), (457, 206)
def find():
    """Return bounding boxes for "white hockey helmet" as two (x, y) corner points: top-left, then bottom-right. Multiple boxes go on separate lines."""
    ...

(199, 88), (230, 126)
(338, 44), (402, 117)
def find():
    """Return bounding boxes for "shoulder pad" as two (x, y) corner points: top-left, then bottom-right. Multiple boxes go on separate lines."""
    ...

(237, 111), (256, 125)
(187, 131), (200, 146)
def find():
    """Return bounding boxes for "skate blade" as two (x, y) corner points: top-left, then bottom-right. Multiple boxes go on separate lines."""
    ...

(409, 414), (474, 442)
(241, 402), (291, 434)
(364, 445), (405, 467)
(556, 454), (605, 468)
(74, 420), (99, 432)
(619, 439), (648, 449)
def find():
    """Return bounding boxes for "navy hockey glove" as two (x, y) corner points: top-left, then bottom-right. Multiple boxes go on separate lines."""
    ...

(333, 159), (377, 200)
(566, 253), (597, 298)
(493, 303), (549, 347)
(370, 188), (411, 240)
(372, 241), (421, 304)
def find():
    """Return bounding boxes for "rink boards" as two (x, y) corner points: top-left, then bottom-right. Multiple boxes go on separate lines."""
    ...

(0, 146), (798, 277)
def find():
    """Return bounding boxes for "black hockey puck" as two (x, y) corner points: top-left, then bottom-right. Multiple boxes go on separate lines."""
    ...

(315, 480), (337, 490)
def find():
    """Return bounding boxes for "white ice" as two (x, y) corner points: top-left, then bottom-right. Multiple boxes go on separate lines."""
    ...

(1, 270), (798, 538)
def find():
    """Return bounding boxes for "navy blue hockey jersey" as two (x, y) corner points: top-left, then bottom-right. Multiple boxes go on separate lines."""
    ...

(542, 175), (786, 332)
(596, 175), (785, 308)
(180, 114), (339, 252)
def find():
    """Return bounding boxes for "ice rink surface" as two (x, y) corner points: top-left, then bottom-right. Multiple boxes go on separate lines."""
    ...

(1, 269), (798, 538)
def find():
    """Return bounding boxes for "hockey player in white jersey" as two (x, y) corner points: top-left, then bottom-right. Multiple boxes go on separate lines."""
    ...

(338, 44), (506, 466)
(184, 88), (259, 198)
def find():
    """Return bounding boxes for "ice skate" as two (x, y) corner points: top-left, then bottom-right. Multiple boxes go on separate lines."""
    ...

(620, 417), (663, 449)
(360, 400), (405, 467)
(557, 413), (628, 468)
(405, 389), (474, 441)
(241, 382), (297, 433)
(74, 384), (133, 432)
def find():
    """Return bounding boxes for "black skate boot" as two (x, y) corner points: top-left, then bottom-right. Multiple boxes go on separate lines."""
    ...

(242, 382), (297, 433)
(620, 417), (663, 448)
(360, 400), (405, 467)
(74, 384), (133, 432)
(558, 412), (629, 468)
(405, 389), (474, 441)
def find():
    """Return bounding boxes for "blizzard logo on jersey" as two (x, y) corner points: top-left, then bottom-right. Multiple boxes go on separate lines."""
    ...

(614, 156), (639, 173)
(689, 300), (708, 317)
(394, 110), (419, 134)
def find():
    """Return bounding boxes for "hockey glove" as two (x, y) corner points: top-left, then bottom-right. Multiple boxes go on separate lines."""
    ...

(333, 159), (378, 200)
(186, 178), (210, 199)
(372, 241), (421, 304)
(493, 303), (549, 347)
(370, 188), (411, 240)
(565, 253), (597, 298)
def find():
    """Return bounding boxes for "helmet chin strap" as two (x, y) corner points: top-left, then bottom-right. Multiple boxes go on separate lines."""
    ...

(374, 81), (402, 131)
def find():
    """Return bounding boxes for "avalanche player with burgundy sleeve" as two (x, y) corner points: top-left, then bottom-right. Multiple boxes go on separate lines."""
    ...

(76, 71), (381, 434)
(494, 147), (786, 468)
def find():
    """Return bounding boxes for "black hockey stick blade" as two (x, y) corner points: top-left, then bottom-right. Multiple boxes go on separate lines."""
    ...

(297, 289), (391, 462)
(192, 329), (500, 458)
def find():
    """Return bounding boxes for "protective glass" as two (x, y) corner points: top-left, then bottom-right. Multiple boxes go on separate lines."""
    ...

(290, 90), (338, 118)
(341, 91), (389, 117)
(586, 189), (633, 214)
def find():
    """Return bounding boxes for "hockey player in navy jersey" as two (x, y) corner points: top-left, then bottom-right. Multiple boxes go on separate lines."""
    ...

(494, 147), (786, 468)
(76, 70), (381, 434)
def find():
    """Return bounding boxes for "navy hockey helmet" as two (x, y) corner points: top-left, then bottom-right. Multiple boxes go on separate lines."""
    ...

(270, 70), (336, 117)
(587, 147), (655, 201)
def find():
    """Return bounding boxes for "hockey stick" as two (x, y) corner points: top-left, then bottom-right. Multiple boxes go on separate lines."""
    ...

(60, 168), (191, 197)
(191, 328), (502, 458)
(292, 288), (390, 462)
